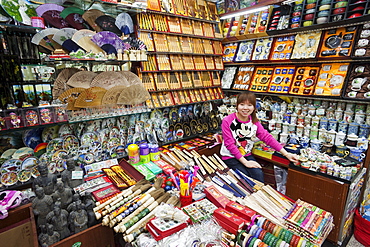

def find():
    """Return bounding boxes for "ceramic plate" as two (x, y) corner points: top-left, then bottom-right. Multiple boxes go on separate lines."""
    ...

(1, 149), (17, 159)
(1, 171), (18, 186)
(62, 135), (79, 150)
(80, 132), (99, 146)
(46, 138), (63, 153)
(51, 150), (67, 161)
(18, 169), (32, 183)
(21, 156), (39, 170)
(58, 124), (74, 137)
(22, 128), (43, 149)
(1, 159), (22, 174)
(12, 147), (34, 159)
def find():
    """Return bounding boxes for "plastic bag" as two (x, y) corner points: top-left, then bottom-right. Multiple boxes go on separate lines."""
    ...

(274, 165), (288, 194)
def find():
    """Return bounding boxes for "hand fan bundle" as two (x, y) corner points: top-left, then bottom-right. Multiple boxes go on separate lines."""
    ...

(116, 84), (150, 105)
(58, 87), (85, 110)
(67, 71), (97, 88)
(117, 71), (142, 86)
(90, 71), (129, 89)
(82, 9), (104, 32)
(36, 3), (69, 28)
(91, 31), (125, 55)
(72, 29), (103, 54)
(52, 28), (82, 52)
(123, 37), (147, 51)
(74, 87), (107, 108)
(95, 15), (122, 36)
(115, 13), (134, 35)
(31, 28), (62, 51)
(52, 68), (80, 99)
(101, 85), (128, 105)
(60, 7), (86, 30)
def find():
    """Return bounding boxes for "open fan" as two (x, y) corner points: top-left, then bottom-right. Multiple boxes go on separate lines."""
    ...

(117, 84), (150, 105)
(67, 71), (97, 88)
(74, 87), (107, 108)
(31, 28), (62, 51)
(82, 9), (104, 32)
(60, 7), (86, 30)
(123, 37), (147, 50)
(0, 0), (37, 25)
(95, 15), (122, 36)
(101, 85), (127, 105)
(91, 31), (125, 54)
(52, 68), (80, 99)
(115, 13), (134, 35)
(58, 88), (85, 110)
(36, 3), (69, 28)
(52, 28), (82, 52)
(90, 71), (129, 89)
(117, 71), (142, 86)
(72, 29), (103, 54)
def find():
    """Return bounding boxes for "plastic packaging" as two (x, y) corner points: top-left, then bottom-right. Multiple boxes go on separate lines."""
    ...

(127, 144), (140, 164)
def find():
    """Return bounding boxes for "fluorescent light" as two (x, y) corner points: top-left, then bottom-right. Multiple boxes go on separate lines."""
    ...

(220, 6), (270, 20)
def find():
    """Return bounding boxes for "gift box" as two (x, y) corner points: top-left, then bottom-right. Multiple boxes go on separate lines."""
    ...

(146, 217), (188, 241)
(225, 201), (256, 222)
(213, 208), (246, 232)
(204, 185), (230, 208)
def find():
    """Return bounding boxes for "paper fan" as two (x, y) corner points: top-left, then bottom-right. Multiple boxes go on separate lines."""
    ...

(91, 31), (125, 54)
(31, 28), (62, 51)
(52, 28), (77, 45)
(95, 15), (122, 36)
(72, 29), (103, 54)
(82, 9), (104, 32)
(0, 0), (37, 25)
(117, 84), (150, 105)
(101, 85), (128, 105)
(60, 7), (86, 30)
(36, 3), (64, 17)
(74, 87), (107, 108)
(67, 71), (97, 88)
(58, 88), (85, 110)
(117, 71), (142, 86)
(90, 71), (129, 89)
(115, 13), (134, 35)
(52, 68), (80, 99)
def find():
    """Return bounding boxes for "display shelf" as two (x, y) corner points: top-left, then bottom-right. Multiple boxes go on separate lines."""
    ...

(138, 29), (223, 41)
(43, 59), (146, 64)
(0, 23), (41, 32)
(223, 59), (370, 66)
(0, 121), (67, 136)
(149, 86), (221, 93)
(148, 99), (223, 110)
(147, 51), (222, 56)
(140, 69), (223, 73)
(146, 9), (220, 24)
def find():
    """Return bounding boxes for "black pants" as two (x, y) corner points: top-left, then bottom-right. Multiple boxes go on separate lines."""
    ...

(223, 155), (264, 183)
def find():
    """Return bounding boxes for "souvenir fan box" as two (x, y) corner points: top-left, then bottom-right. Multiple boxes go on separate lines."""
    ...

(103, 159), (145, 189)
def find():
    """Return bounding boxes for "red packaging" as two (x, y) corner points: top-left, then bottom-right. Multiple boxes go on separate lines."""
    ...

(146, 217), (188, 241)
(213, 208), (246, 230)
(215, 217), (242, 235)
(225, 201), (256, 223)
(204, 185), (230, 208)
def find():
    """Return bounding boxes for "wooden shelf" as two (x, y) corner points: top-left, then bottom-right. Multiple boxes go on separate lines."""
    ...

(146, 9), (219, 24)
(138, 29), (222, 41)
(147, 51), (222, 56)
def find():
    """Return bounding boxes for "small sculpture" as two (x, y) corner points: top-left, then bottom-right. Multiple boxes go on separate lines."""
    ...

(67, 193), (81, 213)
(32, 186), (53, 226)
(70, 200), (88, 233)
(38, 225), (48, 247)
(51, 180), (73, 209)
(83, 192), (98, 227)
(33, 163), (57, 195)
(44, 223), (60, 246)
(46, 201), (70, 239)
(61, 156), (84, 189)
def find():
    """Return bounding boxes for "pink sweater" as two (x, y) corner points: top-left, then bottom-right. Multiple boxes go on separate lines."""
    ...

(220, 113), (283, 160)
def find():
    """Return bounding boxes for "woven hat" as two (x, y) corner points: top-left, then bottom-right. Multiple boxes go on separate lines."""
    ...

(101, 85), (127, 105)
(117, 84), (150, 105)
(74, 87), (107, 108)
(58, 88), (85, 110)
(82, 9), (104, 32)
(90, 71), (129, 89)
(52, 68), (80, 99)
(117, 71), (142, 86)
(67, 71), (97, 88)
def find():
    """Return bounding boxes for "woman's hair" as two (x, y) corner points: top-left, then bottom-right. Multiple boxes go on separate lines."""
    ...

(236, 92), (258, 123)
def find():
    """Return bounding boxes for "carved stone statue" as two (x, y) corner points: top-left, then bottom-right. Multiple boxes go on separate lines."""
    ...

(38, 224), (48, 247)
(32, 186), (53, 226)
(33, 162), (57, 195)
(44, 223), (60, 246)
(70, 200), (88, 233)
(46, 201), (70, 239)
(67, 193), (80, 213)
(61, 156), (83, 189)
(83, 192), (97, 227)
(51, 180), (73, 209)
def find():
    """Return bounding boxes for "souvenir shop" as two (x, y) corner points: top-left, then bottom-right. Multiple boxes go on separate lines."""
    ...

(0, 0), (370, 246)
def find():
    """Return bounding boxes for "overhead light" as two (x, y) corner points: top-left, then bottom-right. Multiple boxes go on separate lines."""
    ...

(220, 6), (270, 20)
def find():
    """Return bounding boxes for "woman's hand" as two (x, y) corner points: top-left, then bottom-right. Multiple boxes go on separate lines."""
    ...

(285, 153), (299, 164)
(244, 161), (262, 168)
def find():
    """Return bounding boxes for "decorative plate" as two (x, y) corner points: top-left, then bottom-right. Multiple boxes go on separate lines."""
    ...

(39, 153), (50, 163)
(62, 135), (79, 150)
(1, 149), (17, 159)
(58, 124), (74, 137)
(46, 138), (63, 153)
(18, 169), (32, 183)
(128, 114), (137, 128)
(1, 159), (21, 174)
(140, 112), (150, 122)
(80, 132), (99, 146)
(56, 160), (66, 172)
(31, 166), (40, 178)
(99, 128), (110, 142)
(22, 128), (43, 150)
(150, 109), (162, 119)
(109, 127), (121, 139)
(42, 125), (60, 142)
(51, 150), (67, 161)
(21, 156), (39, 170)
(1, 171), (18, 186)
(48, 161), (57, 174)
(169, 108), (178, 123)
(12, 147), (34, 159)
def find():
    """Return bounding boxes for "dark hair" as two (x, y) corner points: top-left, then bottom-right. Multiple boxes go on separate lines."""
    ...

(236, 92), (258, 123)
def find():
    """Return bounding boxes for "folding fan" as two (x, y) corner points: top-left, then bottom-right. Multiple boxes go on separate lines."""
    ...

(116, 84), (150, 105)
(36, 3), (64, 17)
(91, 31), (125, 54)
(82, 9), (104, 32)
(52, 28), (77, 45)
(74, 87), (107, 108)
(115, 13), (134, 35)
(118, 71), (142, 86)
(58, 88), (85, 110)
(52, 68), (80, 99)
(90, 71), (129, 89)
(31, 28), (62, 51)
(0, 0), (37, 25)
(72, 29), (104, 54)
(60, 7), (86, 30)
(36, 3), (69, 29)
(67, 71), (97, 88)
(101, 85), (128, 105)
(95, 15), (122, 36)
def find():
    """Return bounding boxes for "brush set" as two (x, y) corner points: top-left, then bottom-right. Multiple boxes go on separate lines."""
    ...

(212, 41), (223, 55)
(182, 55), (195, 70)
(142, 55), (157, 71)
(186, 0), (199, 18)
(214, 57), (224, 70)
(180, 72), (193, 88)
(192, 39), (205, 54)
(167, 36), (182, 53)
(192, 71), (203, 88)
(211, 72), (221, 86)
(138, 32), (155, 52)
(193, 56), (206, 70)
(192, 20), (204, 36)
(167, 16), (182, 33)
(203, 40), (214, 54)
(137, 13), (154, 30)
(173, 0), (188, 16)
(204, 56), (216, 70)
(169, 55), (184, 70)
(180, 37), (193, 53)
(180, 19), (193, 35)
(201, 71), (212, 87)
(147, 0), (161, 11)
(152, 14), (168, 32)
(156, 55), (171, 71)
(152, 33), (169, 52)
(168, 72), (182, 90)
(140, 72), (156, 91)
(154, 72), (170, 90)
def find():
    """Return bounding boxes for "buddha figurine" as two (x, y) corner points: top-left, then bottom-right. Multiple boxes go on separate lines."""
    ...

(32, 186), (53, 226)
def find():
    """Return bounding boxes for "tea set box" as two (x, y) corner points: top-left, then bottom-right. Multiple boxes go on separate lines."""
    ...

(249, 66), (274, 93)
(289, 66), (321, 95)
(342, 63), (370, 100)
(267, 5), (292, 34)
(352, 23), (370, 58)
(291, 31), (322, 59)
(269, 35), (295, 61)
(313, 63), (350, 96)
(232, 65), (255, 90)
(233, 40), (256, 62)
(251, 37), (274, 61)
(268, 66), (296, 94)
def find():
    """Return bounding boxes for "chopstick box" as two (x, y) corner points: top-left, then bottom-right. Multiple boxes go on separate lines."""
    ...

(213, 208), (246, 234)
(225, 201), (256, 223)
(204, 185), (230, 208)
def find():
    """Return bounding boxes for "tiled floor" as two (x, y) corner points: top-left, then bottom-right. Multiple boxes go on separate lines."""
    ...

(347, 235), (365, 247)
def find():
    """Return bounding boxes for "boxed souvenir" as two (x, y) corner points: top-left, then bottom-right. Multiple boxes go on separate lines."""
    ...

(267, 5), (292, 34)
(182, 199), (218, 223)
(187, 0), (199, 18)
(314, 63), (350, 96)
(249, 66), (274, 92)
(223, 42), (238, 62)
(291, 31), (322, 59)
(232, 66), (255, 90)
(225, 201), (256, 222)
(204, 185), (230, 208)
(251, 37), (274, 61)
(318, 26), (357, 59)
(21, 108), (40, 127)
(221, 66), (238, 89)
(268, 66), (296, 93)
(213, 208), (246, 230)
(211, 71), (221, 86)
(289, 66), (320, 95)
(233, 40), (255, 62)
(38, 106), (55, 125)
(342, 63), (370, 100)
(54, 105), (68, 122)
(192, 20), (204, 36)
(352, 23), (370, 58)
(131, 163), (156, 181)
(102, 167), (129, 189)
(5, 109), (23, 129)
(91, 184), (120, 201)
(146, 216), (188, 241)
(269, 35), (295, 61)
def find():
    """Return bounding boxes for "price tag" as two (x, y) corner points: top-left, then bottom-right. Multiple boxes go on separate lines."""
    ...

(72, 171), (83, 180)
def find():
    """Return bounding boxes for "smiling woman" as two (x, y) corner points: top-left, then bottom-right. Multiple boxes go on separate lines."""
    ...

(220, 92), (299, 182)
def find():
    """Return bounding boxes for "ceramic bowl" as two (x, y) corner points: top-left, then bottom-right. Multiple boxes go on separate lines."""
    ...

(305, 14), (314, 20)
(306, 8), (315, 14)
(334, 1), (348, 8)
(307, 0), (316, 3)
(303, 20), (313, 26)
(291, 23), (300, 28)
(292, 16), (301, 23)
(319, 4), (331, 11)
(306, 3), (316, 9)
(349, 13), (362, 18)
(294, 4), (303, 11)
(293, 11), (302, 16)
(316, 17), (328, 24)
(333, 7), (346, 15)
(320, 0), (331, 4)
(317, 10), (330, 17)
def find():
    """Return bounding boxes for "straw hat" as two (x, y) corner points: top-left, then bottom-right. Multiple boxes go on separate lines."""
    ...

(74, 87), (107, 108)
(67, 71), (97, 88)
(90, 71), (129, 89)
(116, 84), (150, 105)
(58, 88), (85, 110)
(101, 85), (128, 105)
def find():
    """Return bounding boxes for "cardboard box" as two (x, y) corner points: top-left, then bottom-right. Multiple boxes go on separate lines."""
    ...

(213, 208), (246, 230)
(204, 185), (230, 208)
(225, 201), (256, 222)
(0, 221), (35, 247)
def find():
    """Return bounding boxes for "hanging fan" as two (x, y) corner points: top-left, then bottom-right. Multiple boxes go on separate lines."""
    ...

(91, 31), (125, 54)
(90, 71), (129, 89)
(95, 15), (122, 36)
(82, 9), (104, 32)
(36, 3), (69, 28)
(60, 7), (86, 30)
(117, 84), (150, 105)
(115, 13), (134, 35)
(74, 87), (107, 108)
(31, 28), (62, 51)
(67, 71), (97, 88)
(36, 3), (63, 17)
(0, 0), (37, 25)
(72, 29), (103, 54)
(58, 88), (85, 110)
(52, 28), (77, 45)
(52, 68), (80, 99)
(117, 71), (142, 86)
(101, 85), (127, 105)
(123, 37), (147, 50)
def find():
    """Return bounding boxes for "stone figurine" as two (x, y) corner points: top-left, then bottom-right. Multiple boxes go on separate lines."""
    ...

(67, 193), (81, 213)
(44, 223), (60, 246)
(51, 180), (73, 209)
(46, 201), (70, 239)
(33, 162), (57, 195)
(32, 186), (53, 226)
(70, 200), (88, 233)
(83, 192), (98, 227)
(61, 156), (84, 189)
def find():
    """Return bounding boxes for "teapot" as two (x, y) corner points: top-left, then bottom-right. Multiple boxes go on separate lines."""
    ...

(345, 133), (358, 147)
(310, 138), (322, 151)
(300, 136), (310, 148)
